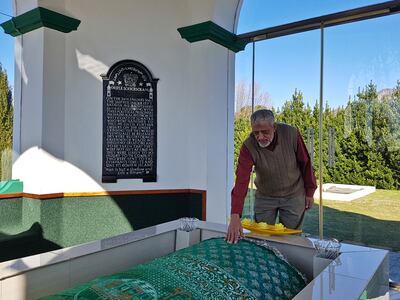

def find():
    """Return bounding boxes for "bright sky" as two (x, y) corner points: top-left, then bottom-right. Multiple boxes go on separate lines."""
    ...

(236, 0), (400, 109)
(1, 1), (400, 109)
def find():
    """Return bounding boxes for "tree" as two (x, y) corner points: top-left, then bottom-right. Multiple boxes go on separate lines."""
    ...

(235, 80), (271, 112)
(0, 64), (13, 180)
(233, 82), (400, 190)
(317, 82), (398, 189)
(380, 80), (400, 188)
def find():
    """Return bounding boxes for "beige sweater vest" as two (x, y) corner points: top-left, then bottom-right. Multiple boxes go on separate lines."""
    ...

(244, 123), (305, 199)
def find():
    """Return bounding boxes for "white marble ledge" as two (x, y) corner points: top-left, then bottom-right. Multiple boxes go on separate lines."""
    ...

(0, 219), (227, 279)
(0, 219), (183, 279)
(0, 218), (389, 288)
(245, 232), (382, 252)
(339, 241), (390, 253)
(325, 250), (389, 282)
(307, 237), (387, 253)
(237, 231), (388, 254)
(196, 220), (227, 232)
(0, 255), (42, 279)
(390, 289), (400, 300)
(294, 272), (370, 300)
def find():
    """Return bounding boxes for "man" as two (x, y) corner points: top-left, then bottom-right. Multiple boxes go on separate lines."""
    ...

(226, 109), (317, 244)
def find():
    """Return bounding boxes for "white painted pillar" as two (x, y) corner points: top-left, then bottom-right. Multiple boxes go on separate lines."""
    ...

(186, 0), (239, 224)
(13, 1), (66, 160)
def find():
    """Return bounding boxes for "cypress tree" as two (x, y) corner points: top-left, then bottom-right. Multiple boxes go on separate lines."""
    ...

(0, 64), (13, 180)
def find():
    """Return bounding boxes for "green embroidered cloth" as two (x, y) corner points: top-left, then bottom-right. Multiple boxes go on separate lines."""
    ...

(40, 238), (306, 300)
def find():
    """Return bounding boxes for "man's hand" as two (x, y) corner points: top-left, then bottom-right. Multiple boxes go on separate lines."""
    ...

(305, 196), (314, 210)
(226, 214), (243, 244)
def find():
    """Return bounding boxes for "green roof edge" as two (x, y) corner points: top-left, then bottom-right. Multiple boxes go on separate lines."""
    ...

(0, 7), (80, 37)
(177, 21), (248, 53)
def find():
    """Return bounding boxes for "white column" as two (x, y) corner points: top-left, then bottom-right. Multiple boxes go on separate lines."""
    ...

(186, 0), (239, 224)
(16, 28), (66, 159)
(13, 1), (66, 159)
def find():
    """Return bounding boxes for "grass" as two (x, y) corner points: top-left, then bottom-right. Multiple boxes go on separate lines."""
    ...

(243, 189), (400, 251)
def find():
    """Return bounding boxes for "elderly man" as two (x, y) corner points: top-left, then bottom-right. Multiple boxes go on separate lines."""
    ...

(226, 109), (317, 244)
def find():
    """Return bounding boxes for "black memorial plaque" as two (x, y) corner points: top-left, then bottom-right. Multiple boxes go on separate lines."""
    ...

(101, 60), (158, 182)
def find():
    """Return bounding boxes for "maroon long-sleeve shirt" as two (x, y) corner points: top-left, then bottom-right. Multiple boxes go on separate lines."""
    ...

(231, 129), (317, 215)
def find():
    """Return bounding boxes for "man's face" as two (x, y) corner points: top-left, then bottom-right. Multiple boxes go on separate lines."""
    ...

(252, 120), (275, 148)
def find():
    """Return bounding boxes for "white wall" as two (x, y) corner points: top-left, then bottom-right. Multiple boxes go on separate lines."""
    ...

(13, 0), (241, 223)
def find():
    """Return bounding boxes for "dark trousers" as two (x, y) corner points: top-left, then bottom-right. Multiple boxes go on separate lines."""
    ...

(254, 195), (306, 229)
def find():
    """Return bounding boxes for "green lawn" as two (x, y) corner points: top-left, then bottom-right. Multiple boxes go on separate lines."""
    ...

(243, 189), (400, 251)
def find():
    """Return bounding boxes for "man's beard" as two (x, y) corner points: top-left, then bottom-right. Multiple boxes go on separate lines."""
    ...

(258, 140), (271, 148)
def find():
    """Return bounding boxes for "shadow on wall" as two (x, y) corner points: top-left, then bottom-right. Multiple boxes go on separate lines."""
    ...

(0, 222), (61, 262)
(0, 191), (203, 263)
(110, 193), (203, 231)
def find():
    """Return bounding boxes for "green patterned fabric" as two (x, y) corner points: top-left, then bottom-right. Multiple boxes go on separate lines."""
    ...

(40, 238), (306, 300)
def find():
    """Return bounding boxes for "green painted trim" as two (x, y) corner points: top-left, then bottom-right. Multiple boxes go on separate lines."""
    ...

(0, 193), (203, 261)
(177, 21), (248, 53)
(0, 180), (23, 194)
(0, 7), (80, 37)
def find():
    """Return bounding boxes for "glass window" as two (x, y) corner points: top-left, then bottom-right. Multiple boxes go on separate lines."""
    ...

(235, 31), (320, 220)
(236, 1), (400, 254)
(237, 0), (386, 34)
(322, 15), (400, 251)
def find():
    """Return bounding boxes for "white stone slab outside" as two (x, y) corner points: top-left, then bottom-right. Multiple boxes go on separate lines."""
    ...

(314, 183), (376, 201)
